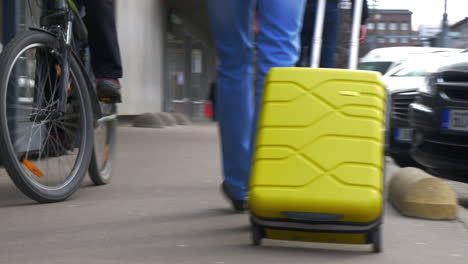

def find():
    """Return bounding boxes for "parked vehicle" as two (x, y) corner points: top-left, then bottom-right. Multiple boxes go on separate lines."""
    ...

(384, 53), (457, 167)
(358, 46), (462, 75)
(409, 52), (468, 183)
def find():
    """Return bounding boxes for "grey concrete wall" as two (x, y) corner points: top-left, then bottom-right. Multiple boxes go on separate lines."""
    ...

(116, 0), (165, 115)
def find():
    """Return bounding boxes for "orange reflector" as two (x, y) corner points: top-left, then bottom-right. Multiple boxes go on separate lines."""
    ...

(99, 98), (111, 102)
(103, 144), (110, 163)
(23, 159), (44, 178)
(54, 64), (62, 76)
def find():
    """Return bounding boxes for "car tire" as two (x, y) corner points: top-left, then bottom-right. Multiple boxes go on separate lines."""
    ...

(391, 153), (423, 169)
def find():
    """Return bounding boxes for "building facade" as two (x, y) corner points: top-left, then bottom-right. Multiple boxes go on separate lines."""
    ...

(365, 9), (416, 49)
(116, 0), (216, 119)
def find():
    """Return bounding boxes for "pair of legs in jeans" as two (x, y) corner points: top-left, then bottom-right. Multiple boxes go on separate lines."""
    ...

(207, 0), (306, 210)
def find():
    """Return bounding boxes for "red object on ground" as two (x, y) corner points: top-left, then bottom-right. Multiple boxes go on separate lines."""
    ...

(205, 101), (213, 118)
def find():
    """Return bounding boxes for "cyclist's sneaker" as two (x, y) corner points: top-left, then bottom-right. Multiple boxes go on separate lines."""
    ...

(96, 79), (122, 103)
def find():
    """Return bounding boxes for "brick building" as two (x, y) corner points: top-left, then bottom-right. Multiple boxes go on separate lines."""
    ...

(365, 9), (418, 49)
(337, 8), (422, 68)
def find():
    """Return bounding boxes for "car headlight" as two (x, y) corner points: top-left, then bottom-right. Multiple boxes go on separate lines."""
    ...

(418, 75), (438, 95)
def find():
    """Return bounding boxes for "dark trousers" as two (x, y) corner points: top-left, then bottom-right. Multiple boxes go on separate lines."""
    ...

(77, 0), (122, 79)
(297, 0), (340, 68)
(45, 0), (123, 79)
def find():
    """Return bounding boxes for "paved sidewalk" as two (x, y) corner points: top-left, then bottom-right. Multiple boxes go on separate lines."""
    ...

(0, 123), (467, 264)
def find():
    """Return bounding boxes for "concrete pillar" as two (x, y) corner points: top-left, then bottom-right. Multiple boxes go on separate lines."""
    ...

(116, 0), (166, 115)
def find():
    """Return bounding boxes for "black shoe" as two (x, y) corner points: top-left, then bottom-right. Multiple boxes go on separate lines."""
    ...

(221, 182), (247, 212)
(96, 79), (122, 103)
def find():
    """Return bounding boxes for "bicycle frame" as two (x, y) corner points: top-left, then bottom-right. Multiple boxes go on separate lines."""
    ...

(34, 0), (102, 121)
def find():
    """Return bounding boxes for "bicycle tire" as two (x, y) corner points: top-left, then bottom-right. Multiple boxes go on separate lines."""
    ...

(88, 103), (118, 185)
(0, 31), (94, 203)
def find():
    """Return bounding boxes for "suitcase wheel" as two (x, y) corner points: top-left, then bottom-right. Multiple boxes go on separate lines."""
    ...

(371, 227), (382, 253)
(251, 223), (264, 246)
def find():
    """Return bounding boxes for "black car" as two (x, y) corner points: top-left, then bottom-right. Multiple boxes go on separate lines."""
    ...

(382, 57), (437, 168)
(388, 88), (419, 167)
(409, 56), (468, 182)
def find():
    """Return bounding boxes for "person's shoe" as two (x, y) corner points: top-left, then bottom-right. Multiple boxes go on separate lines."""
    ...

(96, 79), (122, 103)
(220, 182), (247, 212)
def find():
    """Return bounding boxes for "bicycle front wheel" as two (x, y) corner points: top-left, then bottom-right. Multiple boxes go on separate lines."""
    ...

(0, 31), (94, 203)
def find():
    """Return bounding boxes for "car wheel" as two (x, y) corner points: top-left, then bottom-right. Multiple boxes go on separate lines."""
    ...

(391, 153), (423, 169)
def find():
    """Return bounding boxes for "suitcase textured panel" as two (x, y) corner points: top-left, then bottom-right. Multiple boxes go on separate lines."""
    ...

(250, 68), (386, 225)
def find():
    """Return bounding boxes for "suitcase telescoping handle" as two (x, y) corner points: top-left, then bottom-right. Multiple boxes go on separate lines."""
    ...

(310, 0), (364, 70)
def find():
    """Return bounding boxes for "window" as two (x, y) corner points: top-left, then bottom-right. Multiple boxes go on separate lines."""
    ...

(390, 63), (429, 77)
(377, 23), (386, 30)
(389, 38), (397, 43)
(358, 62), (393, 75)
(389, 23), (397, 30)
(374, 14), (381, 20)
(377, 38), (386, 43)
(401, 38), (409, 43)
(401, 23), (409, 31)
(367, 23), (375, 30)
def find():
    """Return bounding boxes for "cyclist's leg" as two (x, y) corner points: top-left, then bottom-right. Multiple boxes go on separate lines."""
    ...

(206, 0), (256, 202)
(82, 0), (122, 102)
(82, 0), (122, 79)
(254, 0), (306, 142)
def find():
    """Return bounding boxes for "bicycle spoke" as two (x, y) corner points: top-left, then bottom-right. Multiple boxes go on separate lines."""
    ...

(23, 108), (43, 161)
(52, 124), (67, 182)
(54, 121), (77, 139)
(31, 118), (52, 178)
(12, 124), (43, 151)
(55, 120), (80, 129)
(34, 51), (48, 109)
(55, 113), (81, 122)
(53, 124), (75, 182)
(49, 124), (66, 180)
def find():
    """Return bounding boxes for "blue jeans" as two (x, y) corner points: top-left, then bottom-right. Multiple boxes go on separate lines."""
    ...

(298, 0), (340, 68)
(207, 0), (306, 200)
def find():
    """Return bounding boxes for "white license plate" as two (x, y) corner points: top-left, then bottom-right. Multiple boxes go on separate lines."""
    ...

(394, 128), (413, 142)
(442, 109), (468, 131)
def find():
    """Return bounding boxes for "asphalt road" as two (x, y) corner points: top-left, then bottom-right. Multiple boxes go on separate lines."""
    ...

(0, 123), (467, 264)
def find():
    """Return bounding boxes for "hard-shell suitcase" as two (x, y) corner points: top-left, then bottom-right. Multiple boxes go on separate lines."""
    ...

(248, 0), (386, 253)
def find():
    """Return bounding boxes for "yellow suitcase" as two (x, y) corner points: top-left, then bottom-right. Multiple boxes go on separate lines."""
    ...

(249, 67), (386, 252)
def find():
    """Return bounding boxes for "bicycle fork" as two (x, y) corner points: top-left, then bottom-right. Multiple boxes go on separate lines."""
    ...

(56, 11), (73, 116)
